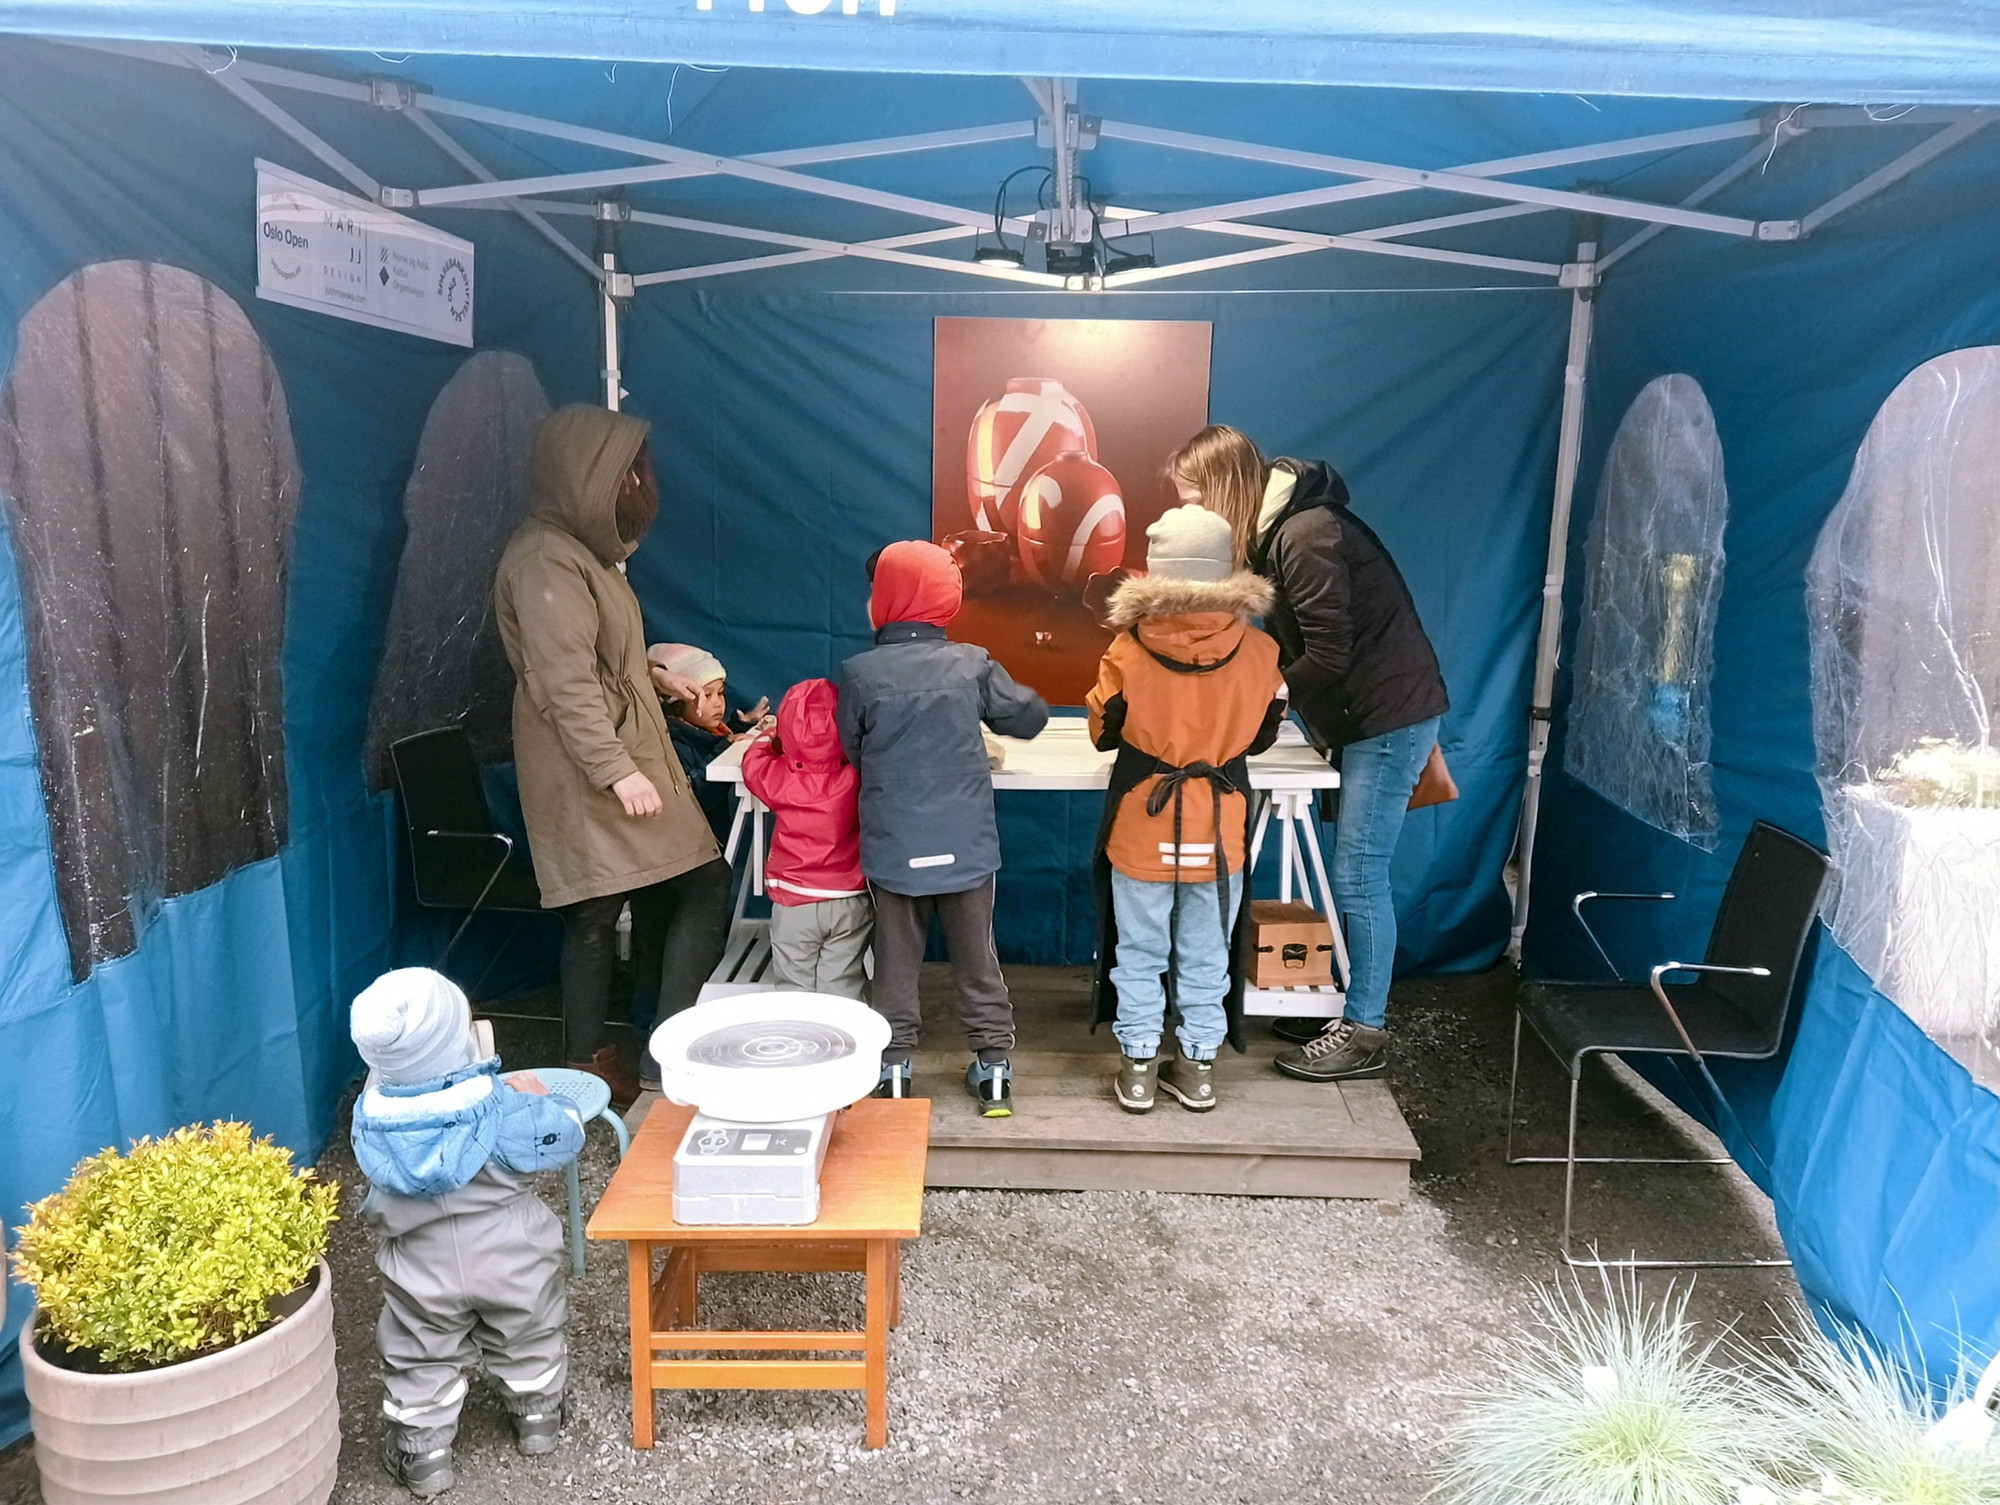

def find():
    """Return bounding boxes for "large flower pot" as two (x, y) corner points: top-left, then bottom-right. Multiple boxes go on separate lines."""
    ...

(22, 1259), (338, 1505)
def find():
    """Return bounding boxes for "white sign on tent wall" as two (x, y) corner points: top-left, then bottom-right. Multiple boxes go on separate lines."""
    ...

(254, 160), (474, 347)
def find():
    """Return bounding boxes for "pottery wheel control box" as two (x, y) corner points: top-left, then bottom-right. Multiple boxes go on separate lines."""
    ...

(673, 1111), (835, 1225)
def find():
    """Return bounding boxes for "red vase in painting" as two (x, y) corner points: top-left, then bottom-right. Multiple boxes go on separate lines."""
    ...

(1017, 450), (1127, 595)
(965, 377), (1097, 537)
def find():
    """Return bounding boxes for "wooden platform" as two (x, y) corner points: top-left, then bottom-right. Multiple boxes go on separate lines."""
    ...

(912, 966), (1419, 1201)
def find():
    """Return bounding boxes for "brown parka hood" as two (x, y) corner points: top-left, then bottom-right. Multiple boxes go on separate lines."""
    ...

(529, 403), (651, 567)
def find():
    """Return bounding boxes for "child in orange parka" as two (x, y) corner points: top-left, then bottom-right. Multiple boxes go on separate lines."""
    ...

(1087, 505), (1288, 1114)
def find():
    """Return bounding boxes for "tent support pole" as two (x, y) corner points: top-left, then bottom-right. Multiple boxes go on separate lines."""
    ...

(1509, 239), (1598, 962)
(596, 201), (631, 412)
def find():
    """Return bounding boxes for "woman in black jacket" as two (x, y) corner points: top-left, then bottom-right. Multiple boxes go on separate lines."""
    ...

(1166, 425), (1448, 1084)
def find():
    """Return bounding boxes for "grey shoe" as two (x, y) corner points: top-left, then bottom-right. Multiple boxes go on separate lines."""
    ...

(1113, 1054), (1157, 1113)
(511, 1397), (564, 1456)
(1158, 1054), (1217, 1112)
(874, 1058), (915, 1099)
(1274, 1019), (1387, 1082)
(380, 1432), (456, 1498)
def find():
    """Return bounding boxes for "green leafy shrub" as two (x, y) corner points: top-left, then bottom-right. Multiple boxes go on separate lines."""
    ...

(14, 1121), (338, 1371)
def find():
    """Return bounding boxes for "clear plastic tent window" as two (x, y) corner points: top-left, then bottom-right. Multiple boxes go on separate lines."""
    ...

(1808, 346), (2000, 1079)
(1564, 374), (1728, 849)
(365, 350), (550, 789)
(0, 261), (298, 982)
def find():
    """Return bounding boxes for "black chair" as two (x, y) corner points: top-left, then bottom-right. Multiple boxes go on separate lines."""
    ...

(389, 726), (545, 976)
(1508, 820), (1829, 1269)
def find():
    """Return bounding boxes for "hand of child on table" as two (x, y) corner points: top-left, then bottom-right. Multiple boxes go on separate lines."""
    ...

(611, 770), (662, 817)
(506, 1072), (548, 1095)
(724, 699), (774, 743)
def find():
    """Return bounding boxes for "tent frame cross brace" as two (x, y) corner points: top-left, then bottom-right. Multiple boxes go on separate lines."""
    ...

(78, 37), (1995, 954)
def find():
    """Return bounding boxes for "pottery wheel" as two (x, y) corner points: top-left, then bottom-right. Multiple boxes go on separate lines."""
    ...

(683, 1021), (857, 1070)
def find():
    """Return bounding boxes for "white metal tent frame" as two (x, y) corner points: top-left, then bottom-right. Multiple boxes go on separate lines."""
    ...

(78, 39), (1997, 953)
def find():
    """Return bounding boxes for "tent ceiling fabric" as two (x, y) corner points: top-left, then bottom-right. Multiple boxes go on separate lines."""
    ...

(1, 0), (1996, 105)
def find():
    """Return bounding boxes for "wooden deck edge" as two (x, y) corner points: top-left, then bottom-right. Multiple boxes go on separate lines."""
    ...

(924, 1130), (1418, 1161)
(925, 1146), (1411, 1201)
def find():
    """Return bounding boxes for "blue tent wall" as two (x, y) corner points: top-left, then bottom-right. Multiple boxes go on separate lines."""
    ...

(0, 38), (598, 1442)
(618, 282), (1566, 970)
(1521, 125), (2000, 1382)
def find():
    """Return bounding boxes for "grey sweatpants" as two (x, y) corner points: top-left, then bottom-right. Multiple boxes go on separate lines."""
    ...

(372, 1186), (568, 1449)
(768, 893), (873, 1000)
(869, 876), (1014, 1059)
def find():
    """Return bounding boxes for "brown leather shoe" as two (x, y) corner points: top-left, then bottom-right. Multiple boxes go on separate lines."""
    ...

(568, 1044), (640, 1109)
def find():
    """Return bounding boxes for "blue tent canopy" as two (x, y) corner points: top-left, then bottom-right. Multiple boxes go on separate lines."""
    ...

(1, 0), (1997, 103)
(0, 6), (1994, 1450)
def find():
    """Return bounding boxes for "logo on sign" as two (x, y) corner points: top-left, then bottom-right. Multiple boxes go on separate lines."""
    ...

(438, 258), (472, 324)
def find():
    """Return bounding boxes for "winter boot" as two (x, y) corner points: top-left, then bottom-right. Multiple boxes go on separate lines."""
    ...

(1158, 1053), (1217, 1112)
(509, 1393), (565, 1456)
(965, 1058), (1013, 1118)
(1274, 1018), (1388, 1082)
(380, 1427), (456, 1499)
(1113, 1054), (1157, 1113)
(568, 1043), (640, 1109)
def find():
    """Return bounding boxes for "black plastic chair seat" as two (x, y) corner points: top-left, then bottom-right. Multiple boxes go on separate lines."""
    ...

(1519, 978), (1773, 1076)
(412, 851), (542, 913)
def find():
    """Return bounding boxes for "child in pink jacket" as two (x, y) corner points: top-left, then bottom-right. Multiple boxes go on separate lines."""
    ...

(741, 679), (872, 1000)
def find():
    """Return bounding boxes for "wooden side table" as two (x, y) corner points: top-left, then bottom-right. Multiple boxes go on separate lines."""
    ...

(586, 1098), (930, 1450)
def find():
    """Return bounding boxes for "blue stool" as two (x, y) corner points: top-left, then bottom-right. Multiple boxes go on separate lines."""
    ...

(531, 1068), (632, 1278)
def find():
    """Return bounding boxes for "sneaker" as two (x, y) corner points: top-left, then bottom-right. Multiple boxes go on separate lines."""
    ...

(1273, 1019), (1387, 1082)
(874, 1058), (915, 1099)
(965, 1058), (1013, 1118)
(1113, 1054), (1157, 1113)
(379, 1434), (456, 1498)
(1158, 1054), (1218, 1112)
(1271, 1015), (1335, 1045)
(511, 1400), (564, 1456)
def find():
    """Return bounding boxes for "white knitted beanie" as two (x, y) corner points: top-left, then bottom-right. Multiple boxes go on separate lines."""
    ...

(350, 968), (481, 1085)
(1144, 503), (1235, 583)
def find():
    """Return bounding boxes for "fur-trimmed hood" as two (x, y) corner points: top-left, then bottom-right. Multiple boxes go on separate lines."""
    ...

(1103, 570), (1273, 627)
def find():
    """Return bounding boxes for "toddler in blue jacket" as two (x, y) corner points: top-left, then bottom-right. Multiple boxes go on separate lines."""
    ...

(351, 967), (584, 1499)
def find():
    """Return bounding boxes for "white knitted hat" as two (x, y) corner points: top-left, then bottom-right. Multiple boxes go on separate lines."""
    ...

(350, 968), (481, 1085)
(1144, 504), (1234, 583)
(649, 642), (726, 686)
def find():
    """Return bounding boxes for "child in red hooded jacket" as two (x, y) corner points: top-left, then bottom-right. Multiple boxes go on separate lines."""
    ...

(741, 678), (872, 1000)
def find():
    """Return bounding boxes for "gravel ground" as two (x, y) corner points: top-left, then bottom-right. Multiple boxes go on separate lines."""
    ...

(0, 963), (1799, 1505)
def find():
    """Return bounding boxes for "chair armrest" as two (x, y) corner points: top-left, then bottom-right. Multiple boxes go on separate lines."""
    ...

(421, 829), (515, 856)
(1572, 890), (1675, 978)
(1646, 961), (1770, 1062)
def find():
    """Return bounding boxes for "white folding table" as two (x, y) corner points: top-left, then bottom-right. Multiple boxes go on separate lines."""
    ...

(704, 717), (1347, 1018)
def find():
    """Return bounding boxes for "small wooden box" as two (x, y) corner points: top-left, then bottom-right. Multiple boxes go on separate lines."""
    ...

(1250, 900), (1337, 988)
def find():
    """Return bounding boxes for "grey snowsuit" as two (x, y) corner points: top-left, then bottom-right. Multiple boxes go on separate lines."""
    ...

(351, 1059), (584, 1452)
(837, 622), (1048, 1056)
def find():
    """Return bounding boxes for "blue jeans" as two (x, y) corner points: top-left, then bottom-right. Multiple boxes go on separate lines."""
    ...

(1108, 869), (1244, 1061)
(1333, 717), (1440, 1029)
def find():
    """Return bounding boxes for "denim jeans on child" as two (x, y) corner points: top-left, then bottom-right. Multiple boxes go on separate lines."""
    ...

(1333, 715), (1441, 1029)
(1109, 869), (1245, 1061)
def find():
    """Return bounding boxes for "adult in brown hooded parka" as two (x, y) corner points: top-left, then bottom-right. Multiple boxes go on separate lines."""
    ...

(496, 405), (728, 1105)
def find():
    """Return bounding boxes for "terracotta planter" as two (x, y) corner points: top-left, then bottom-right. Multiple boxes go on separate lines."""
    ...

(22, 1260), (338, 1505)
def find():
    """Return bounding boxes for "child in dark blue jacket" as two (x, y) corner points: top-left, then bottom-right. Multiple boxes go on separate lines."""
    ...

(351, 968), (584, 1499)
